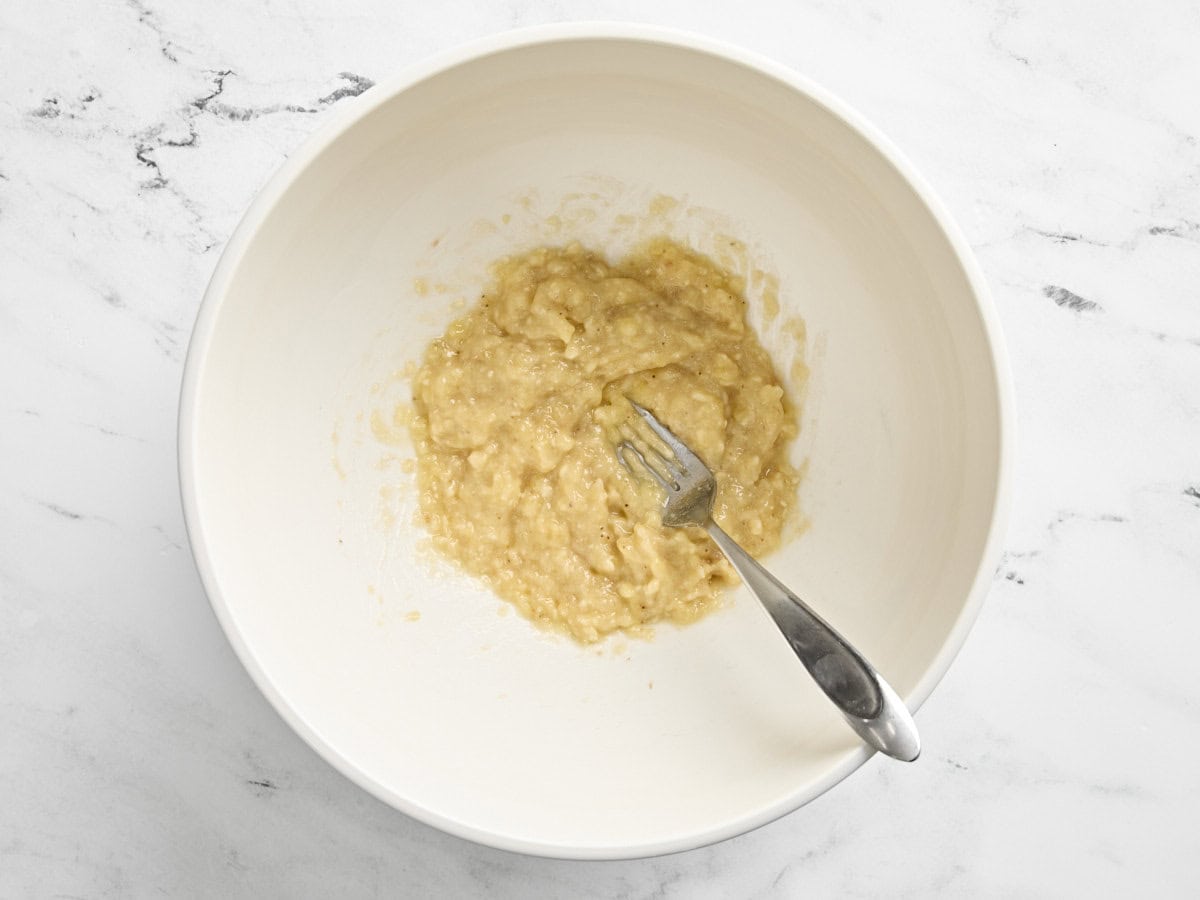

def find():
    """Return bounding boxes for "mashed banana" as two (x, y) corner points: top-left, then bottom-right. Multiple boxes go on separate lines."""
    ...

(409, 240), (799, 643)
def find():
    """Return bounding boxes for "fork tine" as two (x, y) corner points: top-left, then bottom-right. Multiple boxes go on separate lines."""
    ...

(628, 400), (707, 473)
(617, 441), (675, 492)
(645, 445), (683, 485)
(617, 422), (686, 476)
(640, 444), (684, 490)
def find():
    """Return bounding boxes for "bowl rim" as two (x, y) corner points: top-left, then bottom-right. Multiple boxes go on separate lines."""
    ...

(178, 21), (1015, 860)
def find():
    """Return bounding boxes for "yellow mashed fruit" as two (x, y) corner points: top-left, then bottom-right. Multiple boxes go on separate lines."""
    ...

(409, 239), (799, 643)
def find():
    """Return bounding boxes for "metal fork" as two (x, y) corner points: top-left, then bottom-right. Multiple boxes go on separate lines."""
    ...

(617, 401), (921, 762)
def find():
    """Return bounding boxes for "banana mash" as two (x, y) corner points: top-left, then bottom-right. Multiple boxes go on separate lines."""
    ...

(409, 240), (799, 643)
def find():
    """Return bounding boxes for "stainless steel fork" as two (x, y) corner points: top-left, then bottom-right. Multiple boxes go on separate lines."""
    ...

(617, 400), (921, 762)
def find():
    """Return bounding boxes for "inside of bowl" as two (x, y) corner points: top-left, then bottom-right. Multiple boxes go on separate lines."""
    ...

(188, 36), (1004, 855)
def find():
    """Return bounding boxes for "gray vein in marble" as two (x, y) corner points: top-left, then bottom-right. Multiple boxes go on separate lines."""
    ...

(29, 97), (61, 119)
(246, 779), (278, 796)
(318, 72), (376, 105)
(152, 525), (183, 551)
(754, 825), (844, 897)
(78, 419), (149, 443)
(1043, 284), (1100, 312)
(981, 219), (1200, 254)
(93, 280), (190, 360)
(1150, 332), (1200, 349)
(190, 68), (373, 122)
(32, 497), (118, 526)
(997, 509), (1131, 585)
(40, 501), (83, 521)
(113, 67), (376, 257)
(191, 69), (317, 121)
(18, 63), (377, 263)
(126, 0), (182, 63)
(645, 868), (687, 900)
(986, 0), (1032, 68)
(134, 141), (169, 190)
(1148, 219), (1200, 242)
(1026, 228), (1108, 247)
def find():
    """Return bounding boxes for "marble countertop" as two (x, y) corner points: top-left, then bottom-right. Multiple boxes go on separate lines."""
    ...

(4, 0), (1198, 895)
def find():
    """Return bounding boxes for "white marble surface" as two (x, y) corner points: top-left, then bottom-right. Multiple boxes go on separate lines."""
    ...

(3, 0), (1199, 895)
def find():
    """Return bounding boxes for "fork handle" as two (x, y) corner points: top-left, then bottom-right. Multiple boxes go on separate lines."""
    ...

(705, 522), (921, 762)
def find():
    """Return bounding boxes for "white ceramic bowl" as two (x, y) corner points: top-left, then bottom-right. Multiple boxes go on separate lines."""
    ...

(180, 24), (1012, 859)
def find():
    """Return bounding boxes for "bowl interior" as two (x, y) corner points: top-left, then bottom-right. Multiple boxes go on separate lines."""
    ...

(184, 34), (1005, 857)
